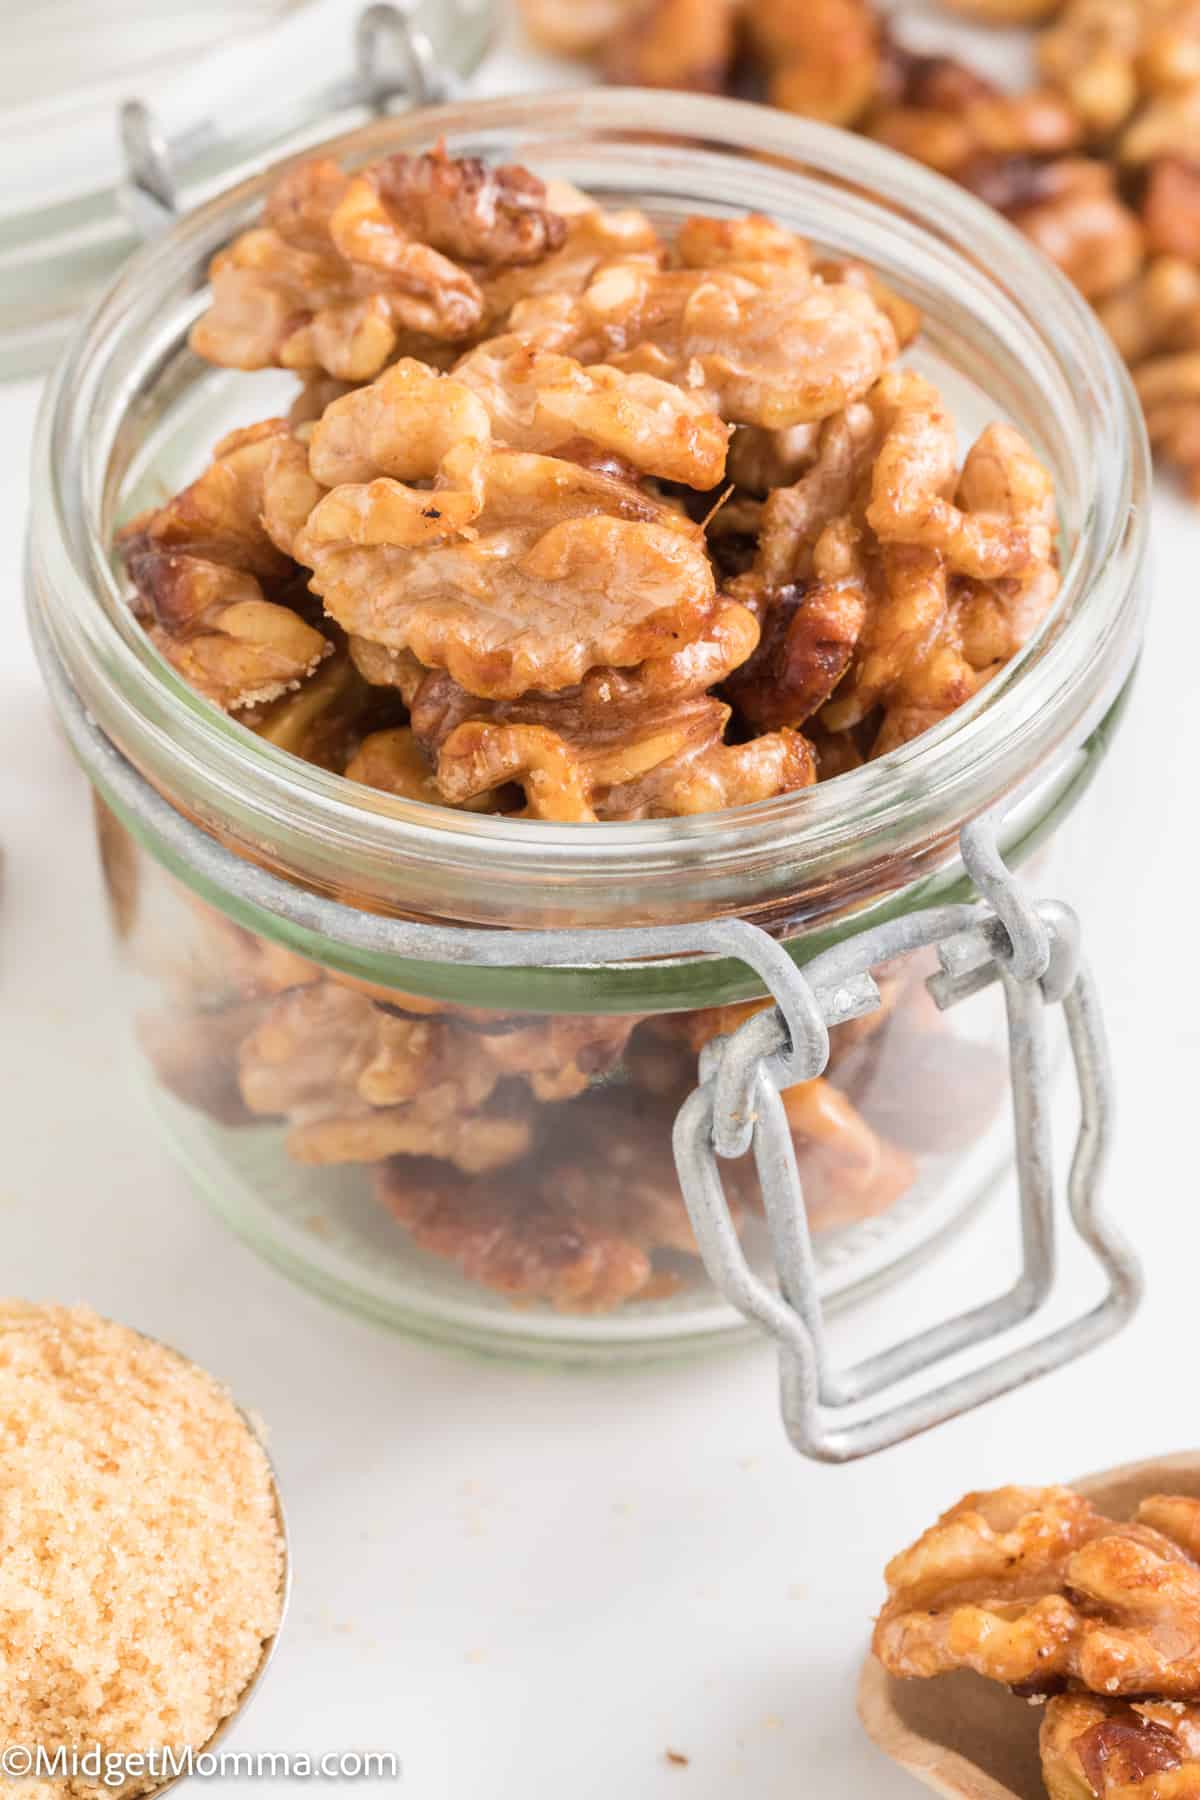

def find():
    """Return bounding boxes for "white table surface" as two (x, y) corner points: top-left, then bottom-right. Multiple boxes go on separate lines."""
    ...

(3, 20), (1198, 1800)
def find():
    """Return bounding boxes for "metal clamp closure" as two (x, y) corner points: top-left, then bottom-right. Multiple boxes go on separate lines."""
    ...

(118, 2), (463, 240)
(672, 807), (1142, 1463)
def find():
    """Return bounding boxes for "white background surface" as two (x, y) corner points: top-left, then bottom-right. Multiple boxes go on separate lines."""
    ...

(2, 12), (1197, 1800)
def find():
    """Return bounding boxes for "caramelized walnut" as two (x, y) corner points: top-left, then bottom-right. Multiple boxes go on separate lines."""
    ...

(375, 1086), (737, 1311)
(119, 421), (331, 712)
(940, 0), (1064, 18)
(874, 1487), (1200, 1698)
(1003, 157), (1144, 300)
(870, 50), (1080, 176)
(345, 725), (503, 811)
(298, 444), (717, 699)
(866, 374), (1055, 578)
(723, 576), (868, 730)
(1041, 1694), (1200, 1799)
(517, 0), (644, 55)
(452, 335), (730, 485)
(1142, 156), (1200, 260)
(191, 149), (567, 380)
(604, 0), (741, 91)
(745, 0), (883, 126)
(238, 983), (638, 1166)
(243, 651), (382, 770)
(554, 257), (900, 428)
(478, 193), (665, 326)
(1040, 0), (1200, 138)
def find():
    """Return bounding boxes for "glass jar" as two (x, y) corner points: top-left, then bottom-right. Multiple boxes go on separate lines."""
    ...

(27, 91), (1149, 1430)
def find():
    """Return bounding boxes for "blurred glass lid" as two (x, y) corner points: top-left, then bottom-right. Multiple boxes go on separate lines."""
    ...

(0, 0), (496, 377)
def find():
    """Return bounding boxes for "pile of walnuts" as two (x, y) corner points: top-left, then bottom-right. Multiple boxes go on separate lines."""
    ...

(115, 148), (1039, 1310)
(875, 1483), (1200, 1798)
(522, 0), (1200, 497)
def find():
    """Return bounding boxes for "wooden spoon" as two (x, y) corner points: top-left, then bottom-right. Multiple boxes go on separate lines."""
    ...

(857, 1452), (1200, 1800)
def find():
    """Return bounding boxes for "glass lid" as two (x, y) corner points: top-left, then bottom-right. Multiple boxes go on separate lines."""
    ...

(0, 0), (496, 379)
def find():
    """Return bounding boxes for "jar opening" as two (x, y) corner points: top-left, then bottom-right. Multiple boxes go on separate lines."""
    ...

(29, 89), (1149, 934)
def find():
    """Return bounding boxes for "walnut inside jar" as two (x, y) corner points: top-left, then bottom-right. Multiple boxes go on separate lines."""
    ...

(114, 149), (1066, 1313)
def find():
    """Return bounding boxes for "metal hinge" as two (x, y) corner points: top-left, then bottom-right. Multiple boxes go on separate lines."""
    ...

(118, 1), (462, 240)
(672, 808), (1142, 1463)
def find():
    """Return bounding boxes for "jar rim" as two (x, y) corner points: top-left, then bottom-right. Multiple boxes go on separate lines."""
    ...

(29, 88), (1151, 933)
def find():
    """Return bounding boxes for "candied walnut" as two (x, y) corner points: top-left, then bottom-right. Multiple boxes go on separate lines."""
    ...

(875, 1486), (1200, 1698)
(243, 651), (381, 770)
(410, 596), (760, 752)
(1142, 156), (1200, 260)
(122, 419), (296, 578)
(1004, 158), (1144, 300)
(744, 0), (883, 126)
(677, 214), (813, 274)
(1041, 1694), (1200, 1800)
(478, 196), (665, 327)
(723, 575), (868, 730)
(239, 983), (638, 1165)
(1135, 355), (1200, 496)
(849, 419), (1064, 735)
(351, 148), (567, 269)
(345, 725), (503, 812)
(452, 336), (729, 485)
(304, 337), (675, 532)
(306, 357), (492, 488)
(638, 1004), (915, 1229)
(556, 257), (900, 429)
(437, 720), (600, 820)
(754, 402), (880, 587)
(191, 149), (567, 379)
(940, 0), (1064, 18)
(429, 665), (814, 820)
(375, 1086), (737, 1311)
(298, 444), (718, 699)
(378, 1158), (654, 1308)
(866, 374), (1056, 577)
(348, 635), (429, 702)
(1123, 81), (1200, 166)
(1040, 0), (1200, 139)
(119, 422), (331, 712)
(123, 556), (331, 713)
(866, 558), (1060, 760)
(727, 423), (822, 495)
(594, 719), (816, 817)
(813, 258), (922, 351)
(820, 543), (948, 735)
(781, 1078), (917, 1230)
(870, 56), (1081, 176)
(518, 0), (644, 54)
(957, 153), (1143, 301)
(290, 1100), (535, 1172)
(604, 0), (740, 91)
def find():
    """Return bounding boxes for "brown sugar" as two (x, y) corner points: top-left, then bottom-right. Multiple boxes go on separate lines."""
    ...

(0, 1303), (285, 1799)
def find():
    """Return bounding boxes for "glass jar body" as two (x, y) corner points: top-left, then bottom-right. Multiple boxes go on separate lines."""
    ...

(28, 93), (1149, 1358)
(96, 796), (1082, 1357)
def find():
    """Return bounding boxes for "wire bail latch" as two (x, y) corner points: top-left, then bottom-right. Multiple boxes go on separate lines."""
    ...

(672, 808), (1141, 1464)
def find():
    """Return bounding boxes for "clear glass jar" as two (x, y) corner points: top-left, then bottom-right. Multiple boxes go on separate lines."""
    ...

(27, 90), (1149, 1367)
